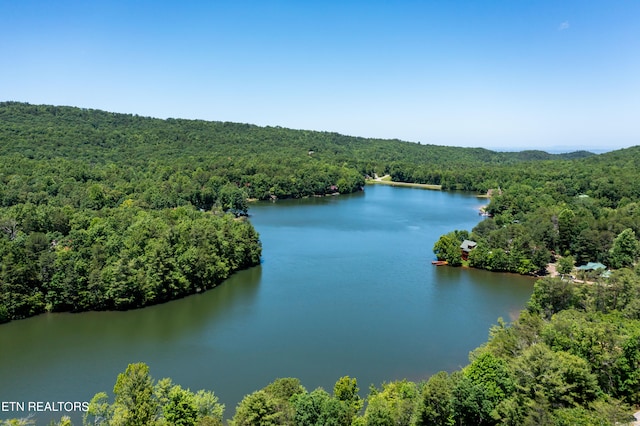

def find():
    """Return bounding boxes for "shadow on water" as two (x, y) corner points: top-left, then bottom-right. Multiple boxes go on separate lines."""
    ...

(0, 265), (262, 424)
(1, 265), (263, 347)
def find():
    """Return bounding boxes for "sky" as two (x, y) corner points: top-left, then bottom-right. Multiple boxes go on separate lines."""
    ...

(1, 0), (639, 151)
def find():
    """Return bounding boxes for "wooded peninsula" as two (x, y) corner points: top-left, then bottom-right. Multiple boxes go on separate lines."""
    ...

(2, 102), (640, 425)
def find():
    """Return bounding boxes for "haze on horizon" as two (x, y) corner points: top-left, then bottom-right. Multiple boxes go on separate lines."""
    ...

(1, 1), (638, 152)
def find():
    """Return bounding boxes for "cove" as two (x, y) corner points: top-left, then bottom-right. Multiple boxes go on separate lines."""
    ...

(0, 185), (534, 424)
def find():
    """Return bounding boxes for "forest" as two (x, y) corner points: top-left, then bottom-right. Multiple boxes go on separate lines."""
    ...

(2, 102), (640, 424)
(432, 147), (640, 276)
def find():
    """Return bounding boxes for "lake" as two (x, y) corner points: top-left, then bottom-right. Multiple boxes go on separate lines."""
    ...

(0, 185), (534, 423)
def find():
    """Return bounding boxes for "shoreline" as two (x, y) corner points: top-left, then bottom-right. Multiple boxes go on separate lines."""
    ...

(367, 175), (441, 190)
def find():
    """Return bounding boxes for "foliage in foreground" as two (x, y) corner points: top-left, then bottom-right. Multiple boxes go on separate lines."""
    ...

(81, 363), (225, 426)
(4, 269), (640, 425)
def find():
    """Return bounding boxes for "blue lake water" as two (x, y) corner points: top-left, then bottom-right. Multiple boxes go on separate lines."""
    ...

(0, 185), (534, 423)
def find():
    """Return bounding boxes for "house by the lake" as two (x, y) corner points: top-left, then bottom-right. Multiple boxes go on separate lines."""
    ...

(576, 262), (611, 278)
(460, 240), (477, 260)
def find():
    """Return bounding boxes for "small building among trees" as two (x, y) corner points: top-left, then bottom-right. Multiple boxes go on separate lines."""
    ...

(576, 262), (610, 280)
(460, 240), (477, 260)
(576, 262), (607, 272)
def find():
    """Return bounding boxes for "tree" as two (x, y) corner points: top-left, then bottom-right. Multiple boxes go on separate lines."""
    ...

(291, 388), (351, 426)
(451, 375), (494, 426)
(487, 248), (509, 272)
(416, 371), (455, 426)
(262, 377), (305, 401)
(612, 332), (640, 401)
(609, 228), (639, 269)
(363, 381), (418, 426)
(85, 366), (224, 426)
(433, 233), (462, 266)
(333, 376), (363, 424)
(464, 352), (514, 405)
(111, 363), (158, 426)
(556, 256), (575, 277)
(527, 277), (578, 319)
(0, 302), (9, 323)
(231, 390), (283, 426)
(193, 389), (225, 424)
(557, 209), (577, 254)
(512, 343), (599, 409)
(84, 392), (112, 425)
(163, 385), (198, 426)
(291, 389), (329, 426)
(217, 184), (248, 217)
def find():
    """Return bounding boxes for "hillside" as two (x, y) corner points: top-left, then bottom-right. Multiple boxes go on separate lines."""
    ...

(0, 102), (594, 198)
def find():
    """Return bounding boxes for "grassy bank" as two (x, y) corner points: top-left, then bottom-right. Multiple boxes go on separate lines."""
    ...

(367, 179), (442, 190)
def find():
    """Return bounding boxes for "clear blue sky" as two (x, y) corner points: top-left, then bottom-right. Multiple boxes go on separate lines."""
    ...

(2, 0), (638, 151)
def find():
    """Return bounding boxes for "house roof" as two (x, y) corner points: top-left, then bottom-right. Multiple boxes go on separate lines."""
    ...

(576, 262), (607, 271)
(460, 240), (477, 252)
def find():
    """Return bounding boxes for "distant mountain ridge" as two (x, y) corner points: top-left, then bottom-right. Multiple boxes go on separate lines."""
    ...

(0, 101), (594, 166)
(4, 101), (637, 197)
(511, 149), (595, 161)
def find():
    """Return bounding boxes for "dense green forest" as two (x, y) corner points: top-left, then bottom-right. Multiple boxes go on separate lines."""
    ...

(432, 147), (640, 275)
(0, 101), (593, 202)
